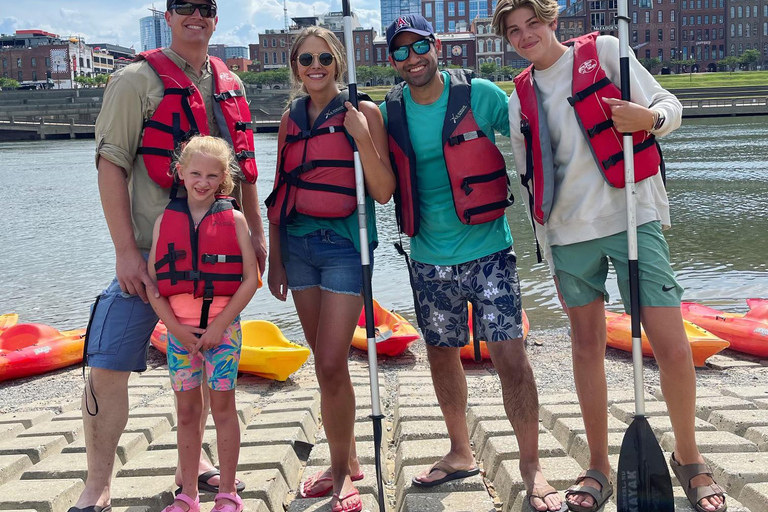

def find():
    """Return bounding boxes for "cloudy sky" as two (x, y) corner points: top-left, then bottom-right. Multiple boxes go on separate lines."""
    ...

(0, 0), (383, 49)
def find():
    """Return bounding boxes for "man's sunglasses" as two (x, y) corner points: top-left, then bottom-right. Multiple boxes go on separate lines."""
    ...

(390, 38), (433, 62)
(170, 2), (217, 18)
(297, 52), (335, 67)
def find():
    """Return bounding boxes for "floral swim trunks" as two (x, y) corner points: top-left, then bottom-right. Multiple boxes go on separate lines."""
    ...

(167, 316), (242, 392)
(407, 247), (524, 348)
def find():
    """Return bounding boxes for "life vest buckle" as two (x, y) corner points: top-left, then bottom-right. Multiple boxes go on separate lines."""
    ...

(186, 270), (201, 280)
(520, 119), (530, 135)
(461, 180), (473, 195)
(168, 249), (186, 261)
(202, 254), (226, 264)
(183, 85), (196, 97)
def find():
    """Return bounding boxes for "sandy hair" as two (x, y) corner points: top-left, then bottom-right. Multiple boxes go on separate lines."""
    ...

(491, 0), (559, 36)
(288, 26), (347, 104)
(174, 136), (236, 195)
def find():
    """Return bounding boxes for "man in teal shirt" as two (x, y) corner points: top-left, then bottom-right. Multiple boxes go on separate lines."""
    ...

(380, 15), (565, 512)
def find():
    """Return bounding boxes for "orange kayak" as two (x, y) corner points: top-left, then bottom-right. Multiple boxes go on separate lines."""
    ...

(460, 303), (530, 360)
(605, 311), (729, 367)
(351, 299), (420, 356)
(681, 299), (768, 357)
(0, 323), (86, 381)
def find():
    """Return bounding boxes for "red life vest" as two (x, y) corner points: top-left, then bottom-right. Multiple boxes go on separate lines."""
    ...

(136, 49), (258, 190)
(514, 32), (662, 226)
(385, 69), (513, 237)
(154, 197), (243, 326)
(265, 90), (367, 226)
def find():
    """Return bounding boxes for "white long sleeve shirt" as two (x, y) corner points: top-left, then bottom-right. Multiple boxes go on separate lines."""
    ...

(508, 35), (683, 273)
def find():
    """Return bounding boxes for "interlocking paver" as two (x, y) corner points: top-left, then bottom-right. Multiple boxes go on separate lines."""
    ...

(287, 493), (381, 512)
(537, 393), (580, 405)
(721, 386), (768, 401)
(200, 500), (267, 512)
(260, 399), (320, 421)
(645, 415), (717, 440)
(651, 386), (723, 401)
(316, 419), (385, 443)
(238, 444), (302, 489)
(0, 434), (68, 463)
(739, 482), (768, 512)
(127, 406), (177, 426)
(396, 464), (486, 508)
(128, 376), (171, 389)
(21, 451), (120, 481)
(396, 420), (448, 442)
(118, 448), (210, 477)
(706, 354), (763, 369)
(610, 400), (669, 423)
(744, 426), (768, 451)
(551, 415), (628, 452)
(709, 409), (768, 436)
(569, 432), (625, 468)
(393, 406), (444, 432)
(395, 438), (452, 471)
(694, 396), (757, 420)
(402, 490), (496, 512)
(471, 419), (546, 456)
(110, 474), (175, 510)
(704, 452), (768, 498)
(466, 405), (510, 437)
(0, 422), (25, 439)
(494, 456), (584, 512)
(241, 425), (308, 447)
(755, 399), (768, 410)
(18, 419), (83, 442)
(247, 410), (317, 441)
(481, 432), (566, 480)
(0, 454), (32, 486)
(301, 464), (380, 500)
(0, 410), (54, 428)
(539, 404), (584, 430)
(0, 478), (84, 512)
(308, 441), (385, 469)
(237, 467), (290, 512)
(63, 431), (149, 464)
(661, 430), (759, 454)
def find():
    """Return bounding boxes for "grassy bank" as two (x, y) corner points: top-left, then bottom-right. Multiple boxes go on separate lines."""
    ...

(361, 70), (768, 102)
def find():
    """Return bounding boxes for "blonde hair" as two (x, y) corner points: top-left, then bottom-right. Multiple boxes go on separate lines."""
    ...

(288, 26), (347, 103)
(174, 136), (236, 195)
(491, 0), (560, 36)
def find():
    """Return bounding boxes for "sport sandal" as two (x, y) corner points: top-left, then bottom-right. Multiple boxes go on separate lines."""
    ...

(565, 469), (613, 512)
(670, 453), (727, 512)
(212, 492), (243, 512)
(161, 493), (200, 512)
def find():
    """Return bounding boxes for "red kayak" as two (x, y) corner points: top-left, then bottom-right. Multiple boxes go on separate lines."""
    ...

(0, 323), (86, 381)
(681, 299), (768, 357)
(351, 300), (420, 356)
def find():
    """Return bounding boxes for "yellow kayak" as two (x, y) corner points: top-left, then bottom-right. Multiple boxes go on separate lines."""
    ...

(151, 320), (309, 382)
(239, 320), (310, 381)
(0, 313), (19, 333)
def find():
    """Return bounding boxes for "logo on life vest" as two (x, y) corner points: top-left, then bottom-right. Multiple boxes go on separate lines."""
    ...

(325, 104), (346, 119)
(219, 71), (234, 82)
(396, 17), (410, 29)
(578, 59), (598, 74)
(451, 104), (467, 123)
(755, 327), (768, 337)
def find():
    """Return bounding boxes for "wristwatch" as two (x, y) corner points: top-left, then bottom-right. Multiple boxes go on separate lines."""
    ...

(651, 110), (665, 132)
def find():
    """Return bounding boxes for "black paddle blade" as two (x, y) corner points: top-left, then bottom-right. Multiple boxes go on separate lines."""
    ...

(618, 415), (675, 512)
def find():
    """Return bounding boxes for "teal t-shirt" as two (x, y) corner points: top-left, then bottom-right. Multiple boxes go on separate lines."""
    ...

(380, 71), (512, 265)
(287, 195), (378, 254)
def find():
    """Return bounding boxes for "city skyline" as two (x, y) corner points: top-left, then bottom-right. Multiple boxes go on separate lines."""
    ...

(0, 0), (385, 50)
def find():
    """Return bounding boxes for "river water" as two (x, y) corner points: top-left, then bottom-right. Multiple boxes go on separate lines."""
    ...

(1, 116), (766, 340)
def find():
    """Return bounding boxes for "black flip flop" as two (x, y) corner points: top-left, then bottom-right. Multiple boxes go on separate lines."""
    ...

(411, 460), (480, 488)
(175, 469), (246, 495)
(66, 506), (112, 512)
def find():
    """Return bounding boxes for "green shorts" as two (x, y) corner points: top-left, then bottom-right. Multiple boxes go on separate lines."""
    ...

(551, 221), (684, 313)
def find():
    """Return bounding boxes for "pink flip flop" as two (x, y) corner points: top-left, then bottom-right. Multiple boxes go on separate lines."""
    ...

(332, 488), (362, 512)
(299, 470), (365, 498)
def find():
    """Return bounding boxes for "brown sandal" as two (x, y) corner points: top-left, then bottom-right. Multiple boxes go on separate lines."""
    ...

(527, 484), (568, 511)
(565, 469), (613, 512)
(670, 453), (727, 512)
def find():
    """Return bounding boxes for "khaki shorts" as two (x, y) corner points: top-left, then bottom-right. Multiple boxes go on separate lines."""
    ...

(551, 221), (684, 313)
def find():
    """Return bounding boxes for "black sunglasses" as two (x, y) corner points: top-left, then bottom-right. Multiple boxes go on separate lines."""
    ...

(170, 2), (217, 18)
(391, 38), (433, 62)
(297, 52), (334, 67)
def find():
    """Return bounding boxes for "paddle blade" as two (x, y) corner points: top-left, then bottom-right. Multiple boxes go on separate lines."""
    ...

(617, 416), (674, 512)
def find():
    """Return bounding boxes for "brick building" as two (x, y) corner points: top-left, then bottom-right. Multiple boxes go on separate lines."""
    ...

(726, 0), (767, 68)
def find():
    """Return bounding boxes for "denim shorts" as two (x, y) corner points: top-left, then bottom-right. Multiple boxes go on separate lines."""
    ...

(85, 272), (159, 373)
(284, 229), (370, 296)
(408, 247), (524, 348)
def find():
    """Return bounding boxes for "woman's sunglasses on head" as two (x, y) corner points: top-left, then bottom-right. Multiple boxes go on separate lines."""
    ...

(170, 2), (217, 18)
(390, 38), (433, 62)
(297, 52), (335, 67)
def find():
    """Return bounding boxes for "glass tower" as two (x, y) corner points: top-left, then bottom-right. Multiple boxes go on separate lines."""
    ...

(139, 11), (172, 51)
(381, 0), (423, 32)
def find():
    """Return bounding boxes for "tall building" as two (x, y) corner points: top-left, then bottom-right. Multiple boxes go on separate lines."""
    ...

(140, 9), (172, 51)
(225, 46), (249, 60)
(381, 0), (423, 32)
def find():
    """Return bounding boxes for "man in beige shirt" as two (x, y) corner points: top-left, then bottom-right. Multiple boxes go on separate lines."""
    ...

(69, 2), (266, 511)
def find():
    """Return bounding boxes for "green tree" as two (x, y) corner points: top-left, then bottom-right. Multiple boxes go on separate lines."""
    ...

(94, 74), (110, 86)
(718, 56), (740, 73)
(0, 77), (20, 89)
(640, 57), (661, 73)
(738, 49), (760, 70)
(479, 61), (497, 79)
(74, 75), (96, 87)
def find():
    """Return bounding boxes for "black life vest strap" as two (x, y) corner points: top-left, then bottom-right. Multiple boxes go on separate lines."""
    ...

(461, 168), (507, 195)
(284, 125), (347, 143)
(601, 135), (657, 170)
(463, 198), (515, 223)
(164, 86), (196, 97)
(199, 283), (215, 330)
(141, 119), (195, 137)
(201, 254), (243, 264)
(295, 181), (357, 196)
(286, 159), (355, 180)
(236, 150), (256, 160)
(520, 118), (543, 263)
(235, 121), (253, 132)
(448, 130), (487, 147)
(214, 89), (245, 102)
(587, 119), (614, 138)
(155, 270), (242, 283)
(154, 245), (187, 272)
(567, 77), (612, 105)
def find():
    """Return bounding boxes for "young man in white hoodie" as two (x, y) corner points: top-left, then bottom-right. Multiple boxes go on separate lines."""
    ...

(494, 1), (726, 511)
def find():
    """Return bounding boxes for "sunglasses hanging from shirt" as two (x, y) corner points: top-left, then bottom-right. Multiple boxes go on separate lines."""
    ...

(170, 2), (217, 18)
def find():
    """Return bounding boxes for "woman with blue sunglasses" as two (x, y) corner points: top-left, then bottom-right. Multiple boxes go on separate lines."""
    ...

(266, 26), (395, 512)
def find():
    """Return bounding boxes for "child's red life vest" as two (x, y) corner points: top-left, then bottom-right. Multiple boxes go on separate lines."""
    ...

(136, 49), (258, 189)
(154, 197), (243, 303)
(265, 90), (364, 227)
(385, 69), (513, 237)
(514, 32), (662, 226)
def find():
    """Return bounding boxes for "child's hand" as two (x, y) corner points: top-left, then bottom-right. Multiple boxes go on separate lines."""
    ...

(195, 323), (226, 353)
(268, 259), (289, 301)
(169, 325), (206, 356)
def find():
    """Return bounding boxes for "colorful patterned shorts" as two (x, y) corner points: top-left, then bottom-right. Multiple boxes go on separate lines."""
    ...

(407, 247), (524, 348)
(167, 316), (242, 392)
